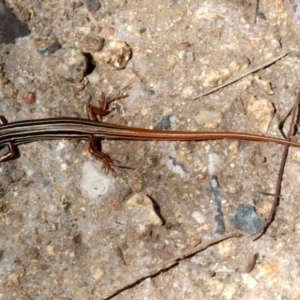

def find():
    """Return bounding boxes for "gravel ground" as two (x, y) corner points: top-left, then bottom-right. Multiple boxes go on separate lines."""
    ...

(2, 0), (300, 299)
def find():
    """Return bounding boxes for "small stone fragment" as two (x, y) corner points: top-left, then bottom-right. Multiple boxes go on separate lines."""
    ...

(57, 48), (87, 82)
(256, 10), (267, 20)
(229, 57), (250, 72)
(125, 193), (163, 226)
(103, 27), (115, 36)
(24, 92), (36, 104)
(91, 267), (105, 279)
(217, 239), (237, 258)
(178, 41), (191, 50)
(208, 153), (223, 175)
(292, 150), (300, 162)
(154, 115), (173, 130)
(230, 204), (265, 235)
(46, 245), (55, 256)
(186, 51), (195, 62)
(242, 274), (258, 289)
(275, 0), (284, 11)
(247, 96), (274, 134)
(93, 39), (132, 69)
(203, 69), (231, 88)
(271, 39), (281, 49)
(191, 211), (206, 224)
(228, 141), (239, 158)
(35, 35), (61, 57)
(0, 75), (9, 87)
(81, 35), (105, 53)
(194, 109), (223, 129)
(85, 0), (101, 12)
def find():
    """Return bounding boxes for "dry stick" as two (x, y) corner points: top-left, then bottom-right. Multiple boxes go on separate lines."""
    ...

(253, 92), (300, 240)
(100, 232), (242, 300)
(193, 52), (288, 100)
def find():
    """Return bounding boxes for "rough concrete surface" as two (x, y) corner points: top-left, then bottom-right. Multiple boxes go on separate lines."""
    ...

(1, 0), (300, 299)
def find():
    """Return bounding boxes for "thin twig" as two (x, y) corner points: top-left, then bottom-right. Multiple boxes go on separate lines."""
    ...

(193, 52), (288, 100)
(253, 91), (300, 240)
(100, 232), (242, 300)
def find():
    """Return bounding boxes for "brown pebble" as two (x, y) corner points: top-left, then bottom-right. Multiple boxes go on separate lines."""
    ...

(178, 41), (191, 50)
(0, 75), (9, 87)
(245, 253), (259, 273)
(104, 27), (115, 36)
(25, 92), (36, 104)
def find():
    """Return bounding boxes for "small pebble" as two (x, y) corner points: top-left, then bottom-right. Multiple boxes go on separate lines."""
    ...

(256, 10), (267, 20)
(178, 41), (191, 50)
(91, 267), (105, 279)
(203, 69), (231, 88)
(35, 35), (61, 57)
(191, 211), (206, 224)
(85, 0), (101, 12)
(141, 108), (149, 116)
(46, 245), (55, 256)
(230, 204), (265, 235)
(229, 57), (250, 72)
(80, 161), (113, 199)
(81, 35), (105, 53)
(242, 274), (257, 289)
(57, 48), (87, 82)
(93, 39), (132, 69)
(292, 150), (300, 162)
(24, 92), (36, 104)
(86, 71), (101, 84)
(271, 38), (281, 49)
(103, 27), (115, 36)
(0, 75), (9, 87)
(247, 96), (274, 134)
(208, 153), (223, 175)
(139, 27), (147, 34)
(154, 115), (173, 130)
(228, 141), (239, 158)
(186, 51), (195, 62)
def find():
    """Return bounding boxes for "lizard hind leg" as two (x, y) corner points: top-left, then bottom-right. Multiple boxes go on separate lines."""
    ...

(88, 136), (119, 176)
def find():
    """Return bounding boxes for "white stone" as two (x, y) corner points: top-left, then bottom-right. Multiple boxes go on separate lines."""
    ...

(80, 161), (113, 199)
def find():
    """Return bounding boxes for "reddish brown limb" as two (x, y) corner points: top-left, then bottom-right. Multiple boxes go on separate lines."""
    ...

(253, 91), (300, 240)
(88, 136), (118, 176)
(86, 92), (128, 121)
